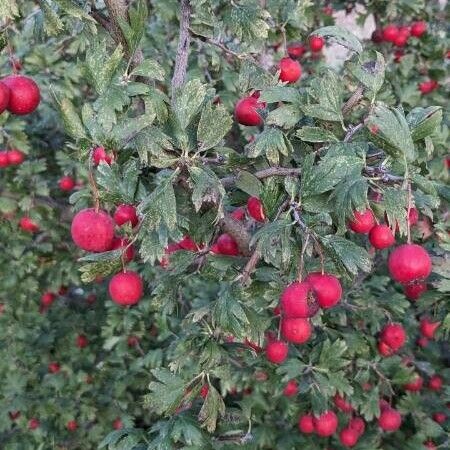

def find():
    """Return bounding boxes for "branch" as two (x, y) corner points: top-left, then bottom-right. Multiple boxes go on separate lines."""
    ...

(189, 28), (247, 60)
(171, 0), (191, 96)
(90, 9), (114, 35)
(238, 248), (261, 285)
(342, 85), (364, 116)
(343, 123), (364, 142)
(221, 167), (301, 188)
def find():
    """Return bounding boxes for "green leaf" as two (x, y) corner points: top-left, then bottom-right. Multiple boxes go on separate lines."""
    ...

(239, 60), (276, 93)
(39, 0), (64, 35)
(346, 51), (385, 95)
(117, 0), (148, 57)
(259, 86), (301, 104)
(173, 79), (207, 130)
(267, 104), (302, 129)
(133, 126), (177, 168)
(197, 103), (233, 151)
(296, 126), (339, 143)
(234, 171), (263, 197)
(59, 98), (87, 140)
(360, 386), (380, 421)
(198, 385), (225, 432)
(79, 259), (122, 283)
(406, 106), (443, 141)
(313, 26), (363, 54)
(130, 58), (165, 81)
(189, 166), (225, 213)
(94, 85), (131, 131)
(0, 0), (19, 19)
(318, 339), (350, 370)
(382, 187), (408, 236)
(246, 128), (292, 165)
(225, 2), (270, 42)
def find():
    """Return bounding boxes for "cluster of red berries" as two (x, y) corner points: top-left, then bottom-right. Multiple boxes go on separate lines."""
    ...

(372, 21), (427, 48)
(0, 149), (26, 168)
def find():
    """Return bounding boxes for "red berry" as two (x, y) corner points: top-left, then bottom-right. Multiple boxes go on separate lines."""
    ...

(419, 80), (439, 95)
(92, 146), (113, 165)
(382, 25), (399, 43)
(339, 427), (359, 447)
(304, 272), (342, 309)
(113, 204), (138, 227)
(283, 379), (298, 397)
(388, 244), (432, 284)
(19, 216), (39, 233)
(380, 323), (406, 351)
(428, 375), (443, 391)
(1, 75), (40, 115)
(424, 441), (437, 450)
(111, 237), (135, 263)
(108, 271), (143, 306)
(7, 149), (25, 165)
(378, 408), (402, 431)
(231, 207), (246, 221)
(314, 410), (338, 437)
(76, 334), (88, 348)
(369, 224), (395, 249)
(420, 317), (441, 339)
(404, 282), (427, 300)
(66, 420), (78, 432)
(71, 208), (115, 253)
(48, 362), (60, 374)
(113, 418), (123, 430)
(298, 414), (315, 434)
(378, 340), (395, 357)
(287, 43), (306, 59)
(348, 417), (365, 436)
(59, 175), (75, 192)
(281, 317), (312, 344)
(200, 384), (209, 398)
(234, 95), (265, 126)
(432, 412), (446, 424)
(127, 336), (139, 347)
(280, 281), (319, 318)
(214, 233), (240, 256)
(247, 196), (265, 222)
(322, 5), (333, 15)
(333, 394), (353, 413)
(0, 82), (10, 113)
(309, 35), (325, 52)
(417, 336), (429, 348)
(348, 209), (375, 233)
(28, 418), (40, 430)
(41, 291), (56, 307)
(404, 374), (423, 392)
(0, 150), (9, 167)
(410, 21), (427, 38)
(371, 29), (384, 43)
(265, 339), (288, 364)
(279, 57), (302, 83)
(394, 34), (408, 47)
(178, 235), (200, 251)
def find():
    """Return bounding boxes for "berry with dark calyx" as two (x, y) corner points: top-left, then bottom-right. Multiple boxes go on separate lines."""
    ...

(369, 224), (395, 249)
(348, 417), (365, 436)
(111, 237), (135, 263)
(66, 420), (78, 432)
(283, 379), (298, 397)
(234, 95), (265, 126)
(0, 81), (10, 113)
(404, 282), (427, 301)
(92, 146), (113, 165)
(41, 291), (56, 307)
(28, 418), (40, 430)
(280, 281), (319, 318)
(76, 334), (88, 348)
(0, 151), (9, 167)
(287, 43), (306, 59)
(113, 418), (123, 430)
(298, 414), (315, 434)
(378, 408), (402, 431)
(305, 272), (342, 309)
(59, 175), (75, 192)
(380, 323), (406, 351)
(279, 57), (302, 83)
(113, 204), (139, 227)
(1, 75), (40, 115)
(371, 29), (384, 43)
(19, 216), (39, 233)
(7, 149), (25, 165)
(108, 271), (143, 306)
(314, 410), (338, 437)
(388, 244), (432, 284)
(71, 208), (115, 253)
(410, 21), (427, 38)
(265, 339), (288, 364)
(420, 317), (441, 339)
(214, 233), (240, 256)
(178, 235), (200, 251)
(333, 394), (353, 413)
(428, 375), (443, 391)
(348, 209), (375, 233)
(404, 373), (423, 392)
(309, 35), (324, 52)
(382, 24), (399, 42)
(281, 317), (312, 344)
(48, 362), (60, 374)
(339, 427), (359, 447)
(432, 412), (446, 424)
(247, 196), (265, 222)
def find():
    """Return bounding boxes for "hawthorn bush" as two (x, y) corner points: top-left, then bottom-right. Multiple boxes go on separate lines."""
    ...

(0, 1), (449, 449)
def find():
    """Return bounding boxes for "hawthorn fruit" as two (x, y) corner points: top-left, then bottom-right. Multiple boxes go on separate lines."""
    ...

(234, 95), (265, 126)
(113, 204), (139, 227)
(67, 420), (78, 432)
(281, 317), (312, 344)
(348, 209), (375, 234)
(265, 339), (288, 364)
(404, 282), (427, 300)
(304, 272), (342, 309)
(287, 43), (306, 58)
(403, 374), (423, 392)
(313, 410), (338, 437)
(298, 414), (315, 434)
(108, 271), (143, 306)
(339, 427), (359, 447)
(1, 75), (40, 115)
(111, 237), (135, 263)
(213, 233), (240, 256)
(380, 323), (406, 351)
(28, 418), (40, 430)
(428, 375), (443, 391)
(420, 317), (441, 339)
(382, 25), (399, 42)
(369, 224), (395, 249)
(410, 21), (427, 37)
(0, 81), (10, 113)
(283, 379), (298, 397)
(76, 334), (89, 348)
(378, 408), (402, 431)
(247, 196), (265, 222)
(309, 35), (324, 52)
(278, 57), (302, 83)
(280, 281), (319, 318)
(19, 216), (39, 233)
(92, 146), (113, 165)
(59, 175), (75, 192)
(333, 394), (353, 413)
(388, 244), (432, 284)
(7, 149), (25, 165)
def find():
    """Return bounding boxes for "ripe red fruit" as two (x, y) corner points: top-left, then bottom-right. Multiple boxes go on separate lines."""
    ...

(231, 207), (245, 221)
(394, 34), (408, 47)
(419, 80), (439, 95)
(279, 57), (302, 83)
(348, 417), (365, 436)
(265, 339), (288, 364)
(417, 336), (429, 348)
(420, 317), (441, 339)
(59, 175), (75, 192)
(178, 235), (200, 251)
(1, 75), (40, 115)
(404, 374), (423, 392)
(48, 362), (60, 374)
(305, 272), (342, 309)
(298, 414), (315, 434)
(314, 410), (338, 437)
(71, 208), (115, 252)
(309, 35), (325, 52)
(19, 216), (39, 233)
(7, 149), (25, 165)
(428, 375), (443, 391)
(378, 340), (395, 357)
(382, 25), (399, 42)
(287, 43), (306, 59)
(369, 224), (395, 249)
(247, 196), (265, 222)
(380, 323), (406, 351)
(410, 21), (427, 38)
(76, 334), (88, 348)
(388, 244), (432, 284)
(234, 95), (265, 126)
(111, 237), (135, 263)
(28, 418), (40, 430)
(283, 379), (298, 397)
(339, 427), (359, 447)
(113, 204), (138, 227)
(0, 82), (10, 113)
(348, 209), (375, 233)
(66, 420), (78, 432)
(432, 412), (446, 424)
(113, 418), (123, 430)
(0, 150), (9, 167)
(280, 281), (319, 318)
(214, 233), (240, 256)
(378, 408), (402, 431)
(404, 282), (427, 300)
(41, 291), (56, 307)
(92, 146), (113, 165)
(200, 384), (209, 398)
(333, 394), (353, 413)
(371, 29), (384, 43)
(108, 271), (143, 306)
